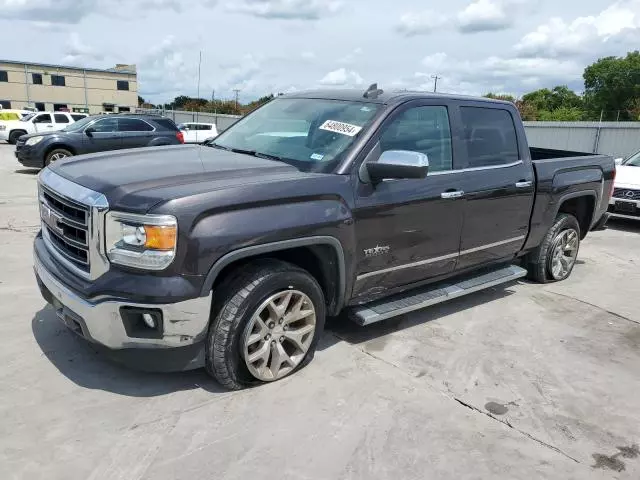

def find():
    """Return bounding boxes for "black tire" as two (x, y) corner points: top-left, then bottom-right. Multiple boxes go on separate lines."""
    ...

(45, 148), (73, 166)
(205, 259), (326, 390)
(8, 130), (26, 145)
(526, 213), (581, 283)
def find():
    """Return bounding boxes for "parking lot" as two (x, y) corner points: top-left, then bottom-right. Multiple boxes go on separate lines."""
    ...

(1, 142), (639, 479)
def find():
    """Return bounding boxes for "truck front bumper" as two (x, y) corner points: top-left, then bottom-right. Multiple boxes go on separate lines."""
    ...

(34, 242), (212, 370)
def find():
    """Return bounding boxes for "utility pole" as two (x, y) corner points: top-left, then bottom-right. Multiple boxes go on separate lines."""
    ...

(196, 50), (202, 122)
(431, 74), (441, 93)
(233, 89), (241, 113)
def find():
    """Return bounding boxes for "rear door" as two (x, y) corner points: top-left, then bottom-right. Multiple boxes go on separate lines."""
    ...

(118, 118), (155, 149)
(33, 113), (54, 133)
(454, 103), (535, 270)
(82, 117), (122, 153)
(52, 113), (70, 131)
(353, 100), (465, 298)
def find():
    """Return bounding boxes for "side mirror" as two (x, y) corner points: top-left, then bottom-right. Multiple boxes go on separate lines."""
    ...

(614, 157), (623, 166)
(366, 150), (429, 184)
(85, 127), (95, 137)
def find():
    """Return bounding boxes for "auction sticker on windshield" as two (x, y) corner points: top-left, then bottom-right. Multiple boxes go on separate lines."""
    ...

(319, 120), (362, 137)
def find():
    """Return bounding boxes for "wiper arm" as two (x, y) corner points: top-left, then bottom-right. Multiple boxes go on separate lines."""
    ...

(207, 142), (231, 150)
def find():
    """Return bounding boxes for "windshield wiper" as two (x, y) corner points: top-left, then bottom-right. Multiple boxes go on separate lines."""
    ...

(207, 143), (288, 163)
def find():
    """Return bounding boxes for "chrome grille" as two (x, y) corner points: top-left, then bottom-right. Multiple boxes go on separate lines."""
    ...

(40, 185), (91, 273)
(612, 188), (640, 201)
(38, 168), (110, 281)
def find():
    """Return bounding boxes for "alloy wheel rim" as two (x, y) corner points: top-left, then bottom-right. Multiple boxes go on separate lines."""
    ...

(243, 289), (316, 382)
(50, 152), (68, 162)
(549, 228), (579, 279)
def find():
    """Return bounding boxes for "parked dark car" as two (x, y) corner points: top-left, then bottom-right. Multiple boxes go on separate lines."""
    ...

(15, 114), (184, 168)
(33, 87), (614, 389)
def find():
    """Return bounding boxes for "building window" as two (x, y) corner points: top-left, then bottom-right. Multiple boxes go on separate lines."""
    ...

(117, 80), (129, 91)
(53, 104), (68, 111)
(103, 103), (115, 113)
(35, 102), (46, 111)
(0, 100), (11, 109)
(118, 106), (131, 113)
(32, 73), (43, 85)
(0, 71), (8, 82)
(51, 74), (66, 86)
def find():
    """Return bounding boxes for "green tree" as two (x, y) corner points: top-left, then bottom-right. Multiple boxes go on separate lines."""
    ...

(137, 95), (145, 106)
(583, 51), (640, 120)
(522, 86), (582, 112)
(537, 107), (584, 121)
(484, 93), (516, 102)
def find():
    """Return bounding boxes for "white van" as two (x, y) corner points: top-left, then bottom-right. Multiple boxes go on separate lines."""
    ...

(177, 122), (219, 144)
(0, 111), (88, 144)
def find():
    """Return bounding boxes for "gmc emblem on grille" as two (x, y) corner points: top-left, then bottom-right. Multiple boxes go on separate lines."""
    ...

(41, 203), (65, 236)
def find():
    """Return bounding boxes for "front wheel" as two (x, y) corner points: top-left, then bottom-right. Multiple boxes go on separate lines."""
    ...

(45, 148), (73, 166)
(526, 213), (581, 283)
(205, 260), (325, 390)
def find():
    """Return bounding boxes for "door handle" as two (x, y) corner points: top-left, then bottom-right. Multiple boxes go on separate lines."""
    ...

(441, 190), (464, 199)
(46, 125), (53, 128)
(515, 181), (532, 188)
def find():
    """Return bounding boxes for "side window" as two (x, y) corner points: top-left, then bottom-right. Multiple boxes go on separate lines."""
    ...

(71, 114), (86, 121)
(199, 124), (212, 131)
(460, 107), (519, 167)
(91, 118), (119, 132)
(34, 114), (52, 123)
(118, 119), (154, 132)
(54, 114), (69, 123)
(379, 106), (452, 172)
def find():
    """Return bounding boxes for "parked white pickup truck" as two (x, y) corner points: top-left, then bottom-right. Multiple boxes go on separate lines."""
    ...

(0, 111), (88, 144)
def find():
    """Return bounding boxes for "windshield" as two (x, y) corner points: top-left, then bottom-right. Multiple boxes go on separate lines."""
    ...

(61, 116), (96, 132)
(20, 113), (36, 122)
(624, 150), (640, 167)
(210, 98), (381, 172)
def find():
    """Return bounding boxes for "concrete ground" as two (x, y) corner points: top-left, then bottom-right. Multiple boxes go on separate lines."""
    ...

(1, 143), (639, 480)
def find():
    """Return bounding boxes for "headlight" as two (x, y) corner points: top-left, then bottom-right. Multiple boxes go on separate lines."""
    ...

(25, 136), (44, 146)
(105, 212), (177, 270)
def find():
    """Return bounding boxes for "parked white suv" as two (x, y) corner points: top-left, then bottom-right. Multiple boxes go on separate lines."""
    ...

(0, 111), (88, 144)
(609, 150), (640, 220)
(177, 122), (218, 143)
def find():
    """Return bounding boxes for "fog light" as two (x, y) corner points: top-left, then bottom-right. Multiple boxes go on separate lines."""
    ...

(142, 313), (156, 328)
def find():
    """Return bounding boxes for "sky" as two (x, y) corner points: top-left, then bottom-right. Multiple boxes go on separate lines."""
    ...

(1, 0), (639, 104)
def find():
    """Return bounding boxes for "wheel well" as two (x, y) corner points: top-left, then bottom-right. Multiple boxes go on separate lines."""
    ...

(9, 129), (27, 138)
(45, 144), (76, 157)
(558, 195), (595, 238)
(210, 245), (341, 315)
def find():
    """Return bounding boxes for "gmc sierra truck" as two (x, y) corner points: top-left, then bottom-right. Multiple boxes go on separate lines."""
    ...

(33, 86), (615, 389)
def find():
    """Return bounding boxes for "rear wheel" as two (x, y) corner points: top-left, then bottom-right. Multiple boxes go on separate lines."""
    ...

(8, 130), (26, 145)
(45, 148), (72, 166)
(526, 213), (580, 283)
(205, 259), (325, 390)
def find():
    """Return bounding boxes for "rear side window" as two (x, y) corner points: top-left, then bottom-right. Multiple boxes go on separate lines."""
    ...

(154, 118), (179, 131)
(54, 114), (69, 123)
(71, 114), (86, 121)
(460, 107), (519, 167)
(118, 118), (154, 132)
(198, 124), (212, 131)
(379, 106), (453, 172)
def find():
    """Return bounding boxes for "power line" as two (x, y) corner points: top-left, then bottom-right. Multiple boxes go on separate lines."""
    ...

(431, 74), (441, 93)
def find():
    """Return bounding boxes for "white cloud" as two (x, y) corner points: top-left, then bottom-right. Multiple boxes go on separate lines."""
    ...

(60, 33), (104, 65)
(395, 10), (448, 36)
(226, 0), (342, 20)
(338, 47), (363, 65)
(515, 1), (640, 58)
(457, 0), (512, 33)
(301, 51), (316, 60)
(319, 68), (364, 87)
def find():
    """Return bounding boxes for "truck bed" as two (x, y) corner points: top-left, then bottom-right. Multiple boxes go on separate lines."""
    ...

(530, 146), (598, 161)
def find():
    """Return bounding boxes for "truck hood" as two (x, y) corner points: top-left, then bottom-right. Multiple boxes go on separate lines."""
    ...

(615, 165), (640, 188)
(49, 145), (326, 212)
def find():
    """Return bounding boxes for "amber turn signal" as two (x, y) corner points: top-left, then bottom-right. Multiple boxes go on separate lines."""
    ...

(144, 225), (177, 250)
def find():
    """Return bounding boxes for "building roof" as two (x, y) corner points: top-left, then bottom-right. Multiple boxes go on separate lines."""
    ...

(285, 88), (513, 106)
(0, 59), (136, 75)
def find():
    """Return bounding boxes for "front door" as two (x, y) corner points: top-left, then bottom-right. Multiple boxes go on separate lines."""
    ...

(83, 117), (122, 153)
(455, 104), (535, 270)
(353, 102), (465, 299)
(33, 113), (54, 133)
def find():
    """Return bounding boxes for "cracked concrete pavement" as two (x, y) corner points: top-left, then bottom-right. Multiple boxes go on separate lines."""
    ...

(1, 144), (639, 479)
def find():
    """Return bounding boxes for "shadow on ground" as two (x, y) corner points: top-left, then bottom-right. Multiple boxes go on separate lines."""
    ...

(14, 168), (39, 175)
(322, 283), (516, 349)
(32, 306), (225, 397)
(607, 218), (640, 234)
